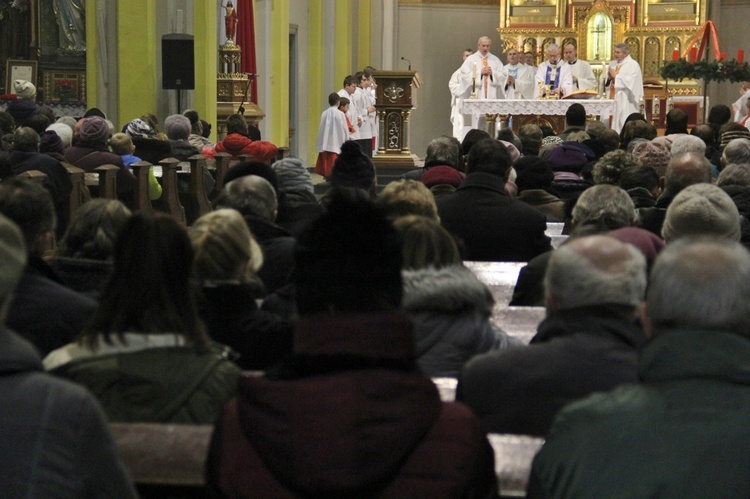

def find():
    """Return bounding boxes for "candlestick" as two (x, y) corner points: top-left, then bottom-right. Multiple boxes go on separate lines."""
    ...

(652, 94), (661, 126)
(672, 49), (679, 61)
(739, 50), (745, 63)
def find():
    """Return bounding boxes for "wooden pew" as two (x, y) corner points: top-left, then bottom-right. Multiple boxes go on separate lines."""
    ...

(17, 169), (48, 183)
(187, 154), (212, 222)
(545, 222), (564, 236)
(212, 152), (231, 194)
(131, 161), (155, 215)
(94, 164), (119, 199)
(110, 423), (212, 497)
(432, 377), (458, 402)
(550, 235), (568, 249)
(64, 164), (88, 219)
(491, 306), (546, 345)
(464, 261), (526, 307)
(489, 433), (544, 497)
(158, 158), (187, 227)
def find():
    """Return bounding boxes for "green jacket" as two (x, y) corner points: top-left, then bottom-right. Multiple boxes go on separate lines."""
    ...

(52, 344), (240, 424)
(528, 329), (750, 498)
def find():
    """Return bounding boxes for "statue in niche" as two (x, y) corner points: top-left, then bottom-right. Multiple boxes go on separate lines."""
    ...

(222, 1), (238, 43)
(53, 0), (86, 53)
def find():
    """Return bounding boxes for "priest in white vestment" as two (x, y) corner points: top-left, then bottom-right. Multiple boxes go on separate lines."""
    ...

(732, 82), (750, 123)
(533, 44), (574, 99)
(504, 47), (535, 100)
(453, 36), (507, 137)
(563, 43), (597, 92)
(605, 43), (644, 133)
(449, 48), (474, 139)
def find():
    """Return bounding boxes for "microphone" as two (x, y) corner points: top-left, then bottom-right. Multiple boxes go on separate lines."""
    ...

(401, 56), (412, 71)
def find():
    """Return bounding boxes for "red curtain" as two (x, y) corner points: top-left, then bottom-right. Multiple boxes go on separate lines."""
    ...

(235, 0), (258, 104)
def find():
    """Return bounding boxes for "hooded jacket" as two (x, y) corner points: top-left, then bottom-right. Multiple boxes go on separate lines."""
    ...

(206, 312), (497, 498)
(402, 265), (523, 377)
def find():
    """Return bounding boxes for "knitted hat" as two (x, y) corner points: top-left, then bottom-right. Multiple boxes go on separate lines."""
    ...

(545, 142), (589, 173)
(421, 165), (464, 189)
(499, 140), (522, 163)
(272, 158), (314, 195)
(633, 141), (671, 172)
(39, 130), (65, 155)
(514, 156), (554, 192)
(46, 123), (73, 147)
(720, 128), (750, 149)
(79, 116), (110, 144)
(13, 80), (36, 100)
(245, 141), (279, 164)
(662, 183), (741, 243)
(164, 114), (191, 140)
(608, 226), (665, 270)
(331, 141), (375, 190)
(0, 213), (27, 301)
(55, 116), (77, 133)
(542, 135), (563, 147)
(125, 118), (156, 139)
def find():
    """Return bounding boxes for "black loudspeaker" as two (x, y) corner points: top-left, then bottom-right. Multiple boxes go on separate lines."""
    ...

(162, 34), (195, 90)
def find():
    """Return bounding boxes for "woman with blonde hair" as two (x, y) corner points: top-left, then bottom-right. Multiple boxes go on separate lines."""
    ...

(394, 215), (522, 377)
(190, 209), (293, 370)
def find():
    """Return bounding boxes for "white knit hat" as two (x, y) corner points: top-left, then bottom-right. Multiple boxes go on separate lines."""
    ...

(13, 80), (36, 100)
(662, 183), (741, 243)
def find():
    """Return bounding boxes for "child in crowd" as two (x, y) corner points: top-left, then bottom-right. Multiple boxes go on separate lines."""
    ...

(110, 132), (162, 200)
(315, 93), (349, 178)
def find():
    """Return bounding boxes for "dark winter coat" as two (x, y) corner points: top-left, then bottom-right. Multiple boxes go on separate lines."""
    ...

(64, 143), (137, 194)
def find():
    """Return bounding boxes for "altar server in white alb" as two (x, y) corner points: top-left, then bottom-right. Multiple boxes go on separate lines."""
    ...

(564, 43), (597, 92)
(453, 36), (507, 136)
(504, 47), (535, 100)
(533, 44), (574, 99)
(449, 48), (474, 139)
(605, 43), (644, 133)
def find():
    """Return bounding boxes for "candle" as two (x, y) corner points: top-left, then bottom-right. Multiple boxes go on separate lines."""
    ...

(739, 50), (745, 63)
(719, 52), (726, 62)
(472, 62), (477, 80)
(672, 49), (679, 61)
(689, 47), (697, 63)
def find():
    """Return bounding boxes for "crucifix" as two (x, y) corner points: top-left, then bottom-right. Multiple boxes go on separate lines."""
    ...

(592, 21), (606, 61)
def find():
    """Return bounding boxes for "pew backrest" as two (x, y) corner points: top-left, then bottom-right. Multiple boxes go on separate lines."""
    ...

(488, 433), (544, 497)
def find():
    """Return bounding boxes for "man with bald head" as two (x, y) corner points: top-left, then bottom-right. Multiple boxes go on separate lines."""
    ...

(563, 43), (596, 92)
(533, 43), (574, 99)
(638, 151), (713, 236)
(529, 239), (750, 497)
(458, 235), (647, 436)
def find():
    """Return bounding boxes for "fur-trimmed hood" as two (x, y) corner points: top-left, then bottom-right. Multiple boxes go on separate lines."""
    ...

(402, 265), (495, 316)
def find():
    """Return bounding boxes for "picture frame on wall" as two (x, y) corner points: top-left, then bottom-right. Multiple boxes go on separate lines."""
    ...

(5, 59), (38, 96)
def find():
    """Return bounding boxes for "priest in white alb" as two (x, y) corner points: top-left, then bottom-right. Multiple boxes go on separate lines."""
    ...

(449, 48), (474, 139)
(533, 44), (574, 99)
(564, 43), (597, 92)
(504, 47), (535, 100)
(605, 43), (644, 133)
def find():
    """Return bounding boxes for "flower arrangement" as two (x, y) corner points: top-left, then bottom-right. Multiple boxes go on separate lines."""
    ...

(660, 59), (750, 83)
(57, 79), (75, 102)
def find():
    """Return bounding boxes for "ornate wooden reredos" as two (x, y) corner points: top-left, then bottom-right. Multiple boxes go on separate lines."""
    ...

(498, 0), (707, 95)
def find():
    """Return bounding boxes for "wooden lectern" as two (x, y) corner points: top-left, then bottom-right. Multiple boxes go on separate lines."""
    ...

(371, 70), (421, 167)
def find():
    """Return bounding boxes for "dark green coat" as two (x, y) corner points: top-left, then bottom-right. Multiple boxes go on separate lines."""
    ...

(528, 329), (750, 498)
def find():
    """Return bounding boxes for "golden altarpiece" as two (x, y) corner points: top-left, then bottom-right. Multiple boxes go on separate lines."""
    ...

(498, 0), (707, 127)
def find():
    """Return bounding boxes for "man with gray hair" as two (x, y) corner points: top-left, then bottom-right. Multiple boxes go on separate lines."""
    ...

(670, 134), (706, 157)
(533, 43), (574, 99)
(605, 43), (644, 133)
(722, 137), (750, 167)
(529, 239), (750, 497)
(214, 175), (295, 294)
(403, 135), (463, 181)
(459, 235), (647, 436)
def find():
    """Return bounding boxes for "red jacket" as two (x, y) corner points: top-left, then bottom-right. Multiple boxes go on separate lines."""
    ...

(209, 133), (278, 162)
(206, 313), (497, 498)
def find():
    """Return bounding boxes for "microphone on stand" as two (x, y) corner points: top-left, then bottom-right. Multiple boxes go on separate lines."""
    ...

(401, 56), (412, 71)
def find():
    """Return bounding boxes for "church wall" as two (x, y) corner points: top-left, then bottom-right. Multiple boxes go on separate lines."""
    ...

(397, 2), (500, 157)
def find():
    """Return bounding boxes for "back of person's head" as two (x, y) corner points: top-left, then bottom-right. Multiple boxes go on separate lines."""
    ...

(585, 120), (608, 140)
(664, 152), (712, 194)
(327, 92), (340, 107)
(719, 123), (750, 149)
(565, 103), (586, 127)
(47, 122), (72, 148)
(164, 114), (192, 141)
(272, 158), (314, 195)
(708, 104), (732, 126)
(189, 209), (263, 283)
(0, 177), (56, 253)
(618, 165), (660, 194)
(223, 160), (279, 192)
(571, 184), (636, 229)
(11, 126), (40, 153)
(646, 239), (750, 337)
(57, 199), (131, 260)
(598, 128), (621, 151)
(665, 108), (688, 133)
(393, 215), (460, 270)
(514, 156), (554, 192)
(466, 138), (512, 178)
(544, 235), (646, 313)
(39, 130), (65, 156)
(25, 113), (50, 135)
(496, 128), (522, 152)
(566, 131), (590, 143)
(294, 188), (403, 314)
(0, 111), (15, 135)
(461, 129), (491, 156)
(717, 163), (750, 187)
(215, 175), (278, 221)
(83, 213), (208, 349)
(661, 183), (740, 243)
(0, 213), (26, 313)
(691, 123), (715, 147)
(670, 134), (706, 157)
(425, 136), (460, 168)
(78, 116), (111, 144)
(330, 141), (376, 193)
(124, 118), (156, 139)
(226, 114), (249, 135)
(183, 109), (203, 135)
(593, 149), (643, 185)
(83, 107), (106, 119)
(722, 138), (750, 165)
(109, 132), (134, 156)
(629, 121), (658, 142)
(377, 180), (439, 221)
(632, 141), (670, 177)
(518, 124), (543, 154)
